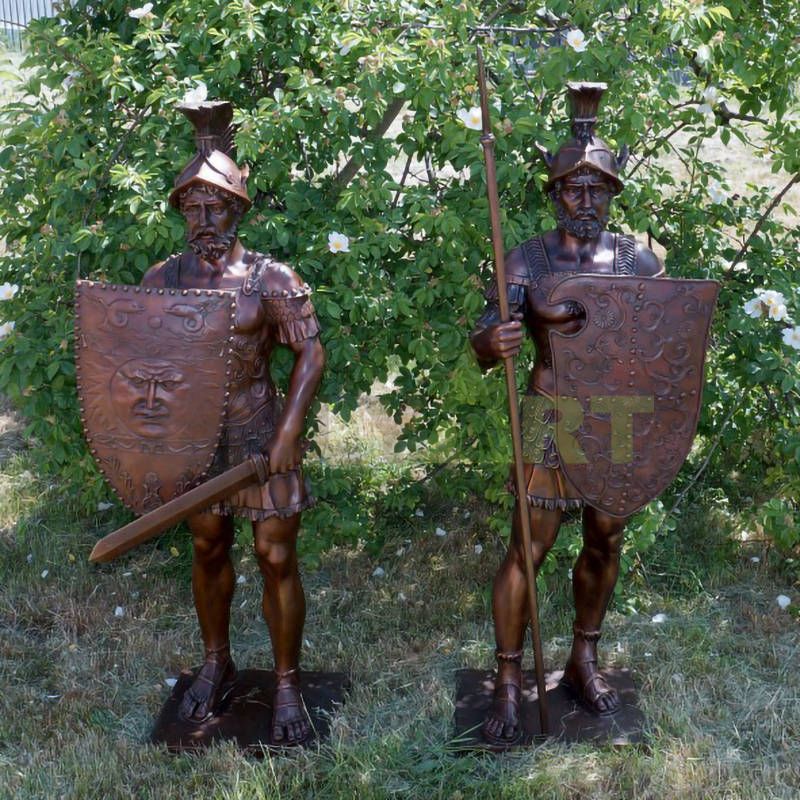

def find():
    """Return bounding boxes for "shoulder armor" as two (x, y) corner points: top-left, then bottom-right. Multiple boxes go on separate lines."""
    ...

(520, 236), (550, 286)
(242, 256), (312, 299)
(614, 234), (638, 276)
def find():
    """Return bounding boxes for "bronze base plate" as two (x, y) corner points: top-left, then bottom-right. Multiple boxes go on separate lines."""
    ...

(453, 668), (644, 751)
(151, 668), (349, 754)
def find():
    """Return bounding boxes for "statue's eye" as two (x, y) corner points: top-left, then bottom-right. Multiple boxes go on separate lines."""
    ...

(160, 381), (177, 391)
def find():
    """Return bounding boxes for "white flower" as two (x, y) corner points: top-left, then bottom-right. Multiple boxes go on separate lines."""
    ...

(456, 107), (482, 131)
(776, 594), (791, 610)
(435, 527), (447, 537)
(651, 613), (667, 623)
(27, 553), (33, 564)
(414, 509), (425, 518)
(97, 501), (112, 511)
(181, 82), (208, 105)
(397, 592), (407, 602)
(236, 574), (247, 585)
(114, 606), (125, 618)
(768, 303), (790, 322)
(327, 231), (350, 253)
(759, 289), (787, 306)
(372, 566), (385, 578)
(41, 569), (49, 579)
(707, 180), (726, 203)
(743, 296), (764, 318)
(392, 82), (406, 94)
(565, 29), (588, 53)
(0, 321), (15, 338)
(759, 290), (790, 321)
(165, 677), (178, 688)
(697, 103), (716, 123)
(782, 326), (800, 349)
(702, 85), (719, 105)
(474, 544), (483, 555)
(749, 556), (760, 563)
(128, 3), (153, 19)
(695, 44), (712, 65)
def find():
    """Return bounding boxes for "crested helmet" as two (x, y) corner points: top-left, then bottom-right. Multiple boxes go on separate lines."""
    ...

(168, 100), (251, 210)
(541, 82), (628, 194)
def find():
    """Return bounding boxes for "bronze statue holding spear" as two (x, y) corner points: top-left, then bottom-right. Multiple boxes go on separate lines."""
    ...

(470, 63), (717, 745)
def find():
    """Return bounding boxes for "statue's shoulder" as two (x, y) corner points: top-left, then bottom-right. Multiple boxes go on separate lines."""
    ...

(141, 252), (185, 288)
(242, 255), (312, 299)
(614, 234), (664, 277)
(633, 241), (664, 277)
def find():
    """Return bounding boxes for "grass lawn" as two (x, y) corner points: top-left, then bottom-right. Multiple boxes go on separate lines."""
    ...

(0, 398), (798, 800)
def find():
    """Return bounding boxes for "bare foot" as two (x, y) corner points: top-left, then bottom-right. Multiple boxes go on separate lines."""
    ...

(482, 662), (523, 744)
(178, 656), (237, 724)
(271, 672), (312, 745)
(563, 658), (620, 715)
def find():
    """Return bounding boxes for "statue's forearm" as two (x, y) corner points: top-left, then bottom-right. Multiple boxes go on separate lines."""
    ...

(275, 337), (325, 440)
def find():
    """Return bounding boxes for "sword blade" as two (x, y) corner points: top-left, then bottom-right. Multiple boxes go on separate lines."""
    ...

(89, 455), (268, 563)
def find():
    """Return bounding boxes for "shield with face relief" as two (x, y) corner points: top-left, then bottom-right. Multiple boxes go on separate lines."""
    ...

(75, 281), (235, 514)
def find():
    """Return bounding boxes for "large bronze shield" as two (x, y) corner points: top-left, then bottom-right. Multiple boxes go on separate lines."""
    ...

(548, 275), (719, 518)
(75, 281), (236, 514)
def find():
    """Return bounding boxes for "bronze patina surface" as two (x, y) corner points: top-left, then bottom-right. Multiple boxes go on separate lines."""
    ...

(79, 100), (327, 748)
(469, 79), (719, 746)
(151, 670), (349, 754)
(75, 282), (235, 514)
(453, 668), (644, 750)
(548, 274), (719, 518)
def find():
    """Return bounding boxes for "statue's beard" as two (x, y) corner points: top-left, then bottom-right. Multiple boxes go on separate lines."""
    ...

(188, 227), (237, 261)
(554, 201), (607, 241)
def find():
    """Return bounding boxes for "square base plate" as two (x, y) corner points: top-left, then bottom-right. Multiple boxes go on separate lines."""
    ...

(151, 668), (349, 754)
(453, 668), (644, 751)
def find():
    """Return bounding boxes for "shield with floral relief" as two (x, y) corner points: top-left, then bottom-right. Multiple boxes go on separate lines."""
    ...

(548, 274), (719, 518)
(75, 281), (235, 514)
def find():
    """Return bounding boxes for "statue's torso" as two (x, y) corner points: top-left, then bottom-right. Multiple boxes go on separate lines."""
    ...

(515, 232), (646, 397)
(158, 251), (278, 426)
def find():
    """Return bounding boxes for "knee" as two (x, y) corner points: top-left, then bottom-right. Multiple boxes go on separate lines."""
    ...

(192, 532), (231, 565)
(254, 538), (296, 579)
(583, 514), (625, 557)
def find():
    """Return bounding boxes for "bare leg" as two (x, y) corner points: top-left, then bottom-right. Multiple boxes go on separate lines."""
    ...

(482, 502), (562, 743)
(563, 505), (627, 714)
(252, 513), (311, 745)
(178, 512), (238, 723)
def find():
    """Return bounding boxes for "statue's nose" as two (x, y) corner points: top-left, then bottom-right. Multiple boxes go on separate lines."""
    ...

(146, 380), (157, 409)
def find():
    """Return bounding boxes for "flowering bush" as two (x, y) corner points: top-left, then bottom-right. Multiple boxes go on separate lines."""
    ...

(0, 1), (798, 557)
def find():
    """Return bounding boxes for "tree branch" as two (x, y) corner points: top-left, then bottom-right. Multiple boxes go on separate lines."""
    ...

(333, 97), (405, 191)
(724, 171), (800, 275)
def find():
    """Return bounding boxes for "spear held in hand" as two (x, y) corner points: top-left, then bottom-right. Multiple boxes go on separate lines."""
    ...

(476, 45), (550, 736)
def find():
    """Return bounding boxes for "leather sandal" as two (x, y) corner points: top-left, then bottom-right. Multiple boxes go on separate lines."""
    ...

(178, 650), (238, 724)
(561, 626), (620, 716)
(271, 667), (312, 746)
(482, 649), (524, 745)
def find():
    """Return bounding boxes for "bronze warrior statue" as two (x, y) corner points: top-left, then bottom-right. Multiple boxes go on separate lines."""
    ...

(139, 102), (325, 744)
(470, 84), (665, 744)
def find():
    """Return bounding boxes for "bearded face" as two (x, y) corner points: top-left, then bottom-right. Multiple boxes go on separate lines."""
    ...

(179, 185), (244, 261)
(551, 169), (613, 241)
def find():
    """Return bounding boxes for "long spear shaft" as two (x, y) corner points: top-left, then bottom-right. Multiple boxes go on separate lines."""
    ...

(476, 45), (549, 736)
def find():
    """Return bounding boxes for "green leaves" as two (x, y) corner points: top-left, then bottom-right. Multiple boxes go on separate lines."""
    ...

(0, 0), (799, 543)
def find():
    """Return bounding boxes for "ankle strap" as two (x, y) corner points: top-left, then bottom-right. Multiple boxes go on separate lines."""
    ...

(495, 649), (523, 663)
(205, 645), (231, 660)
(275, 666), (300, 681)
(573, 625), (601, 643)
